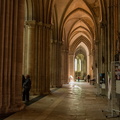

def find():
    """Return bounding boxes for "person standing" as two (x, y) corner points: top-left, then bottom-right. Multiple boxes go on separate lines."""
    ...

(22, 75), (25, 86)
(78, 76), (80, 82)
(87, 75), (90, 82)
(23, 75), (31, 102)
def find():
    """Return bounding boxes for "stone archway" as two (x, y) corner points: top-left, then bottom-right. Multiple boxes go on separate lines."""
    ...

(74, 46), (87, 80)
(68, 36), (91, 80)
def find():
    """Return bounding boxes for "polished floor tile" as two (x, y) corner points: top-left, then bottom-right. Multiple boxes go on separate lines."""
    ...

(4, 82), (120, 120)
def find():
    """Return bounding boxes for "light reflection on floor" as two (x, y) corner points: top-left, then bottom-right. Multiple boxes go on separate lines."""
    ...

(4, 81), (120, 120)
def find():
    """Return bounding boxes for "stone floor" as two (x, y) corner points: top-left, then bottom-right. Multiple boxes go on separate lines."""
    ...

(3, 81), (120, 120)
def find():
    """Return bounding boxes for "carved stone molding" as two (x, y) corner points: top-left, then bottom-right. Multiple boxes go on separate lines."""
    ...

(62, 49), (69, 53)
(44, 23), (51, 28)
(94, 40), (100, 45)
(37, 21), (43, 26)
(108, 5), (117, 8)
(59, 41), (63, 45)
(25, 21), (53, 29)
(25, 20), (36, 28)
(51, 39), (58, 44)
(51, 39), (63, 45)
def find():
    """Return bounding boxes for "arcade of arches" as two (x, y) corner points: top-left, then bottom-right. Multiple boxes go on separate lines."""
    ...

(0, 0), (120, 115)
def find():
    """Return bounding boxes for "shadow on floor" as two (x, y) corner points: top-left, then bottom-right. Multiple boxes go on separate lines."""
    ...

(0, 88), (59, 120)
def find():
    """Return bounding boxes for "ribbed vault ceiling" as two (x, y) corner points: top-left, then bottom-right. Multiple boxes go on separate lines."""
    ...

(54, 0), (101, 54)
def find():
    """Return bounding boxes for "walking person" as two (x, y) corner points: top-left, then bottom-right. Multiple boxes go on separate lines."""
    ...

(78, 76), (80, 82)
(22, 75), (31, 102)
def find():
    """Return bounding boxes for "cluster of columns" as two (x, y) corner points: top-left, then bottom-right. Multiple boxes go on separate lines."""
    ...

(94, 0), (120, 95)
(23, 20), (52, 95)
(61, 49), (69, 84)
(68, 53), (75, 79)
(23, 20), (64, 92)
(0, 0), (25, 114)
(0, 0), (65, 115)
(50, 39), (63, 87)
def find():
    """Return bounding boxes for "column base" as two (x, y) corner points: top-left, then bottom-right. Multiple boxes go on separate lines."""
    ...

(0, 102), (25, 115)
(30, 89), (51, 96)
(41, 90), (51, 95)
(50, 85), (57, 88)
(51, 85), (62, 88)
(56, 85), (62, 88)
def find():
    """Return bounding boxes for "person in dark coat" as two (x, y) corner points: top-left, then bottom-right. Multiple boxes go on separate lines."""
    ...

(22, 75), (25, 86)
(22, 75), (31, 102)
(87, 75), (90, 82)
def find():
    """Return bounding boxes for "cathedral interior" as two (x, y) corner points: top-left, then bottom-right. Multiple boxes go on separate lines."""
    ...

(0, 0), (120, 119)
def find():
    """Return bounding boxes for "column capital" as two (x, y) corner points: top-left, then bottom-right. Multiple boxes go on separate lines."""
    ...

(51, 39), (63, 45)
(44, 23), (53, 29)
(108, 5), (117, 8)
(25, 20), (36, 28)
(94, 40), (100, 45)
(37, 21), (43, 26)
(50, 39), (58, 44)
(62, 49), (69, 53)
(59, 41), (63, 45)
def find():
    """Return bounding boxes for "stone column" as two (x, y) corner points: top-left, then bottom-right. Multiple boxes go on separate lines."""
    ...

(101, 23), (105, 71)
(40, 23), (51, 94)
(94, 40), (99, 83)
(94, 40), (100, 94)
(89, 52), (93, 78)
(100, 21), (108, 93)
(81, 59), (83, 79)
(97, 24), (102, 75)
(119, 0), (120, 33)
(77, 58), (80, 71)
(56, 41), (63, 87)
(100, 22), (107, 72)
(92, 48), (96, 78)
(118, 0), (120, 52)
(83, 57), (87, 77)
(0, 0), (25, 114)
(113, 0), (119, 54)
(110, 0), (115, 62)
(35, 22), (43, 94)
(115, 0), (120, 54)
(24, 20), (36, 94)
(50, 39), (58, 88)
(68, 54), (75, 80)
(61, 49), (69, 84)
(50, 39), (62, 87)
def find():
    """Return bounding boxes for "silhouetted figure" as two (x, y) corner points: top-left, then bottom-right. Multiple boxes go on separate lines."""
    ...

(22, 75), (25, 86)
(87, 75), (90, 82)
(22, 75), (31, 102)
